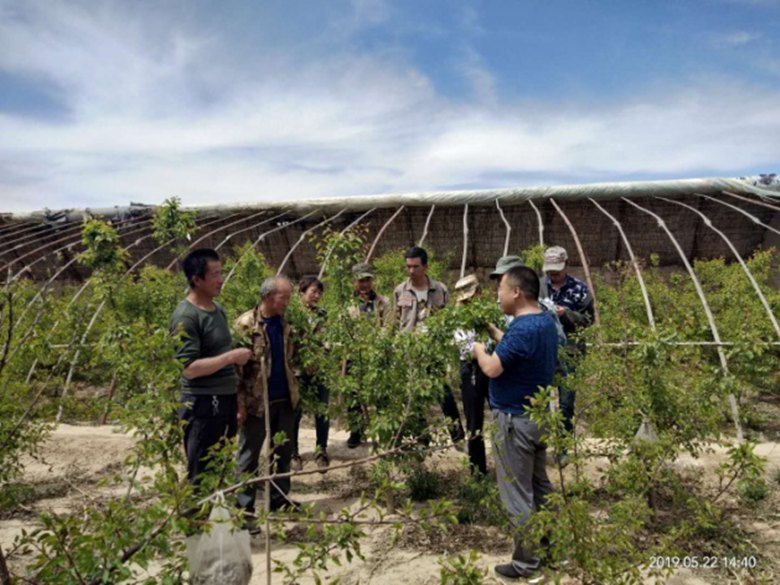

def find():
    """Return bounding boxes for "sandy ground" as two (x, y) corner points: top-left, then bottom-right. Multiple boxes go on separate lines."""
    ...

(2, 423), (778, 584)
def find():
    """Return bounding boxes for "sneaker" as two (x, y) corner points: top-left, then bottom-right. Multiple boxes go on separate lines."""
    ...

(271, 499), (303, 514)
(346, 433), (361, 449)
(241, 515), (262, 535)
(494, 564), (522, 581)
(494, 563), (541, 582)
(315, 451), (330, 469)
(290, 455), (303, 471)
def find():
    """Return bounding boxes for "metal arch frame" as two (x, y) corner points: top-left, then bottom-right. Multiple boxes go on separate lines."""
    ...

(51, 211), (231, 420)
(318, 208), (377, 280)
(9, 216), (155, 286)
(0, 221), (54, 243)
(22, 212), (225, 378)
(0, 214), (153, 277)
(722, 190), (780, 212)
(495, 199), (512, 258)
(460, 204), (469, 280)
(214, 212), (290, 253)
(528, 199), (544, 247)
(417, 206), (436, 247)
(657, 196), (780, 338)
(365, 207), (405, 263)
(622, 197), (743, 441)
(589, 198), (656, 331)
(223, 211), (318, 286)
(13, 218), (158, 328)
(697, 194), (780, 238)
(549, 198), (599, 327)
(165, 210), (273, 271)
(276, 210), (347, 276)
(0, 222), (84, 259)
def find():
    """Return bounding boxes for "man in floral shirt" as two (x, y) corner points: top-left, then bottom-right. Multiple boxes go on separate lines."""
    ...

(542, 246), (594, 462)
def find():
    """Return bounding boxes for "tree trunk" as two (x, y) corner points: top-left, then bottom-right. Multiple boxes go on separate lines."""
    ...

(100, 372), (118, 425)
(0, 543), (12, 585)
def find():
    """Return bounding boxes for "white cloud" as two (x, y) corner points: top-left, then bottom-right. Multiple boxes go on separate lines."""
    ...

(0, 1), (779, 213)
(712, 31), (762, 47)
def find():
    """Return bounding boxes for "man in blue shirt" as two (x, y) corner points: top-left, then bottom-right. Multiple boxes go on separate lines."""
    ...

(472, 266), (558, 581)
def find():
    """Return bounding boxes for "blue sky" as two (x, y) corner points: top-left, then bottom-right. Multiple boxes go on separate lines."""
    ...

(1, 0), (779, 212)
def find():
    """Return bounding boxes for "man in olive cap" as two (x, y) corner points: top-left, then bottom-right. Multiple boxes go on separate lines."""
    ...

(489, 255), (526, 280)
(490, 256), (566, 343)
(350, 262), (394, 327)
(344, 262), (395, 448)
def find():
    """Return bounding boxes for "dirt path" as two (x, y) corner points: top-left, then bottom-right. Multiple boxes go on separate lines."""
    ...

(2, 424), (778, 584)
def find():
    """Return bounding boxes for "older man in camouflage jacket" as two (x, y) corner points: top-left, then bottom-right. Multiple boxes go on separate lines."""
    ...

(234, 275), (300, 519)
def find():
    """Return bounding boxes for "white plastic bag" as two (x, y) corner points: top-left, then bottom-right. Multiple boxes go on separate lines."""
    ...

(186, 492), (253, 585)
(634, 416), (658, 444)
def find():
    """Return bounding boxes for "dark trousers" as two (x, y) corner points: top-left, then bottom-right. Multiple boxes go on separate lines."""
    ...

(292, 379), (330, 456)
(348, 384), (464, 446)
(440, 385), (466, 444)
(236, 400), (296, 513)
(460, 360), (489, 475)
(179, 394), (238, 484)
(559, 386), (576, 436)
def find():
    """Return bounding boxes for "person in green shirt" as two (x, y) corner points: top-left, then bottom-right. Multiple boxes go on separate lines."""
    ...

(170, 248), (251, 484)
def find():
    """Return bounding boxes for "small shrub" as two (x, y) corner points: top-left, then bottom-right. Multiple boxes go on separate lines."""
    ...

(406, 464), (443, 502)
(454, 473), (507, 527)
(738, 478), (770, 504)
(439, 550), (486, 584)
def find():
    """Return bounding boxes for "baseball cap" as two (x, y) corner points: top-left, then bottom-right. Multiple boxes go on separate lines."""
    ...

(454, 274), (480, 303)
(351, 262), (374, 279)
(489, 255), (526, 280)
(543, 246), (568, 272)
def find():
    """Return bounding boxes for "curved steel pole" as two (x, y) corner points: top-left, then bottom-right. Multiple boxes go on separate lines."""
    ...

(276, 210), (347, 276)
(223, 211), (317, 285)
(657, 196), (780, 338)
(495, 199), (512, 258)
(366, 207), (405, 263)
(165, 210), (271, 271)
(460, 204), (469, 279)
(528, 199), (544, 247)
(722, 190), (780, 212)
(549, 198), (599, 326)
(622, 197), (743, 441)
(589, 198), (655, 331)
(417, 206), (436, 247)
(697, 195), (780, 238)
(318, 208), (377, 280)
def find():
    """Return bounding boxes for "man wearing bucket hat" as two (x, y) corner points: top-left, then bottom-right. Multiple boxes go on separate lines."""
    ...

(453, 274), (490, 475)
(542, 246), (594, 461)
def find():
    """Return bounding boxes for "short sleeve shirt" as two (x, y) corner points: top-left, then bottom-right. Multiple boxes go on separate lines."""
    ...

(170, 299), (238, 396)
(489, 312), (558, 415)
